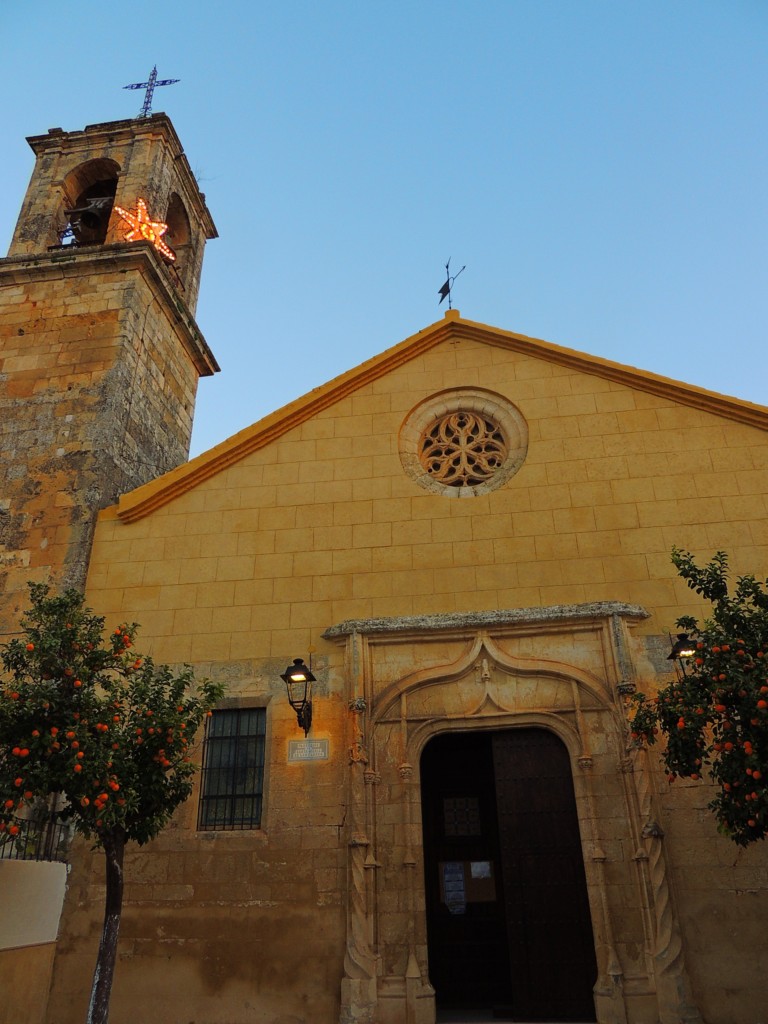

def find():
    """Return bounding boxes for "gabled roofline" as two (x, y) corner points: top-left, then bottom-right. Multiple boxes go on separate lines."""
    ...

(116, 309), (768, 522)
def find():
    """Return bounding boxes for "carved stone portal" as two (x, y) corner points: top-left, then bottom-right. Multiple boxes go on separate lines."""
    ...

(324, 602), (702, 1024)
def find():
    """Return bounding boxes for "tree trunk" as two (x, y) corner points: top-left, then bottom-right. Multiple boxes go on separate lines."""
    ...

(86, 828), (126, 1024)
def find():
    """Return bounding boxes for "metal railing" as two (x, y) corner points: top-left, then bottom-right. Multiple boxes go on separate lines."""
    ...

(0, 815), (72, 863)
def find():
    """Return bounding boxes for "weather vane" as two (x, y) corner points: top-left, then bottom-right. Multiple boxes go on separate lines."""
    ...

(438, 258), (466, 310)
(123, 66), (180, 118)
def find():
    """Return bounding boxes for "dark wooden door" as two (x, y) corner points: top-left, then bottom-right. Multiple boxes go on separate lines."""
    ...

(420, 729), (597, 1021)
(492, 730), (597, 1021)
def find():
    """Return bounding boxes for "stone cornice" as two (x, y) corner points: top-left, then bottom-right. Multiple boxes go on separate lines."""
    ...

(322, 601), (650, 641)
(0, 242), (219, 377)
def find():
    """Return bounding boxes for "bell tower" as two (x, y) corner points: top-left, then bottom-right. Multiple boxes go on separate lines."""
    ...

(0, 114), (219, 634)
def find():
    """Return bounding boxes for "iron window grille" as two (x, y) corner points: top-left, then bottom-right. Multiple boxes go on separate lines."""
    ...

(0, 813), (73, 863)
(198, 707), (266, 830)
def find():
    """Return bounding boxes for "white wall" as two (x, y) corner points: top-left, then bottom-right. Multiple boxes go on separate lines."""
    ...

(0, 861), (67, 949)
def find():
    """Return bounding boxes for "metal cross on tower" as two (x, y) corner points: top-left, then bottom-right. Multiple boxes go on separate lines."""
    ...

(123, 65), (180, 118)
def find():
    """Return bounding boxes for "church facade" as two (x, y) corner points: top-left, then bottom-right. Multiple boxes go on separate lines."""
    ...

(2, 115), (768, 1024)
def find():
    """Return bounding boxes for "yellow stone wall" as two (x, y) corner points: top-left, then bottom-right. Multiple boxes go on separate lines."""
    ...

(89, 333), (768, 646)
(46, 323), (768, 1024)
(0, 944), (57, 1024)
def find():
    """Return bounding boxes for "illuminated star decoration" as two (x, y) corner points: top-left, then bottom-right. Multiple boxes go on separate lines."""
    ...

(113, 198), (176, 262)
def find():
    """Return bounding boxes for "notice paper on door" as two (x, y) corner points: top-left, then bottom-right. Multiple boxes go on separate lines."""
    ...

(441, 861), (466, 915)
(440, 860), (497, 911)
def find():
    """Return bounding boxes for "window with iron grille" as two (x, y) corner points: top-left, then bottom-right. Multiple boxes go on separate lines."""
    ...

(198, 707), (266, 830)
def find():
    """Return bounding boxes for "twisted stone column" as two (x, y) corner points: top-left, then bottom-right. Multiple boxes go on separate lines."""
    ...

(398, 760), (423, 1024)
(633, 745), (702, 1024)
(340, 676), (377, 1023)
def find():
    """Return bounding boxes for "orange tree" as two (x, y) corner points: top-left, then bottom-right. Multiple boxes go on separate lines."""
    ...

(0, 584), (223, 1024)
(632, 549), (768, 847)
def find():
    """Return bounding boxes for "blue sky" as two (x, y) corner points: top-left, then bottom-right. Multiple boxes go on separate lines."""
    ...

(2, 1), (766, 456)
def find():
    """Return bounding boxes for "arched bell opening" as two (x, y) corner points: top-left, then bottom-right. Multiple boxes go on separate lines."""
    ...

(419, 725), (598, 1022)
(60, 158), (120, 247)
(164, 192), (192, 291)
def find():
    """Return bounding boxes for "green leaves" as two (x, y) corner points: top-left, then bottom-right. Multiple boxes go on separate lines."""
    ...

(671, 547), (730, 601)
(0, 584), (224, 849)
(632, 551), (768, 846)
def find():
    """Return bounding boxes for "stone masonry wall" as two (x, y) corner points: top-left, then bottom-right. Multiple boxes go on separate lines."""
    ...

(0, 247), (212, 635)
(56, 330), (768, 1024)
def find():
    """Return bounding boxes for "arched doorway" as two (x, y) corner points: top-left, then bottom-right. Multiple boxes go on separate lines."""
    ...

(421, 728), (597, 1021)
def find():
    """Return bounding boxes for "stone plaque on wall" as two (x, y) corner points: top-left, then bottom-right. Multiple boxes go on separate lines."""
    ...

(288, 738), (330, 762)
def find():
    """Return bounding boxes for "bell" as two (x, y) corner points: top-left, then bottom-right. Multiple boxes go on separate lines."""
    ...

(64, 196), (114, 245)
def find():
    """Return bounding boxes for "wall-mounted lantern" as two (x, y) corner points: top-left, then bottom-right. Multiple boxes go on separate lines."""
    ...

(667, 633), (696, 679)
(280, 658), (316, 736)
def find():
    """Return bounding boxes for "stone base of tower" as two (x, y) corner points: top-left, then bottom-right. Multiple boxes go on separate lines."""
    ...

(0, 242), (217, 635)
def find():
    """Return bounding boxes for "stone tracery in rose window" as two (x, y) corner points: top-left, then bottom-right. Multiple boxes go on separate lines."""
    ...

(399, 388), (528, 497)
(419, 412), (508, 487)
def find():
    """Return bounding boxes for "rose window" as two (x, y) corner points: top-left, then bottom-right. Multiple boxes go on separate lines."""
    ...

(399, 389), (529, 497)
(420, 412), (507, 487)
